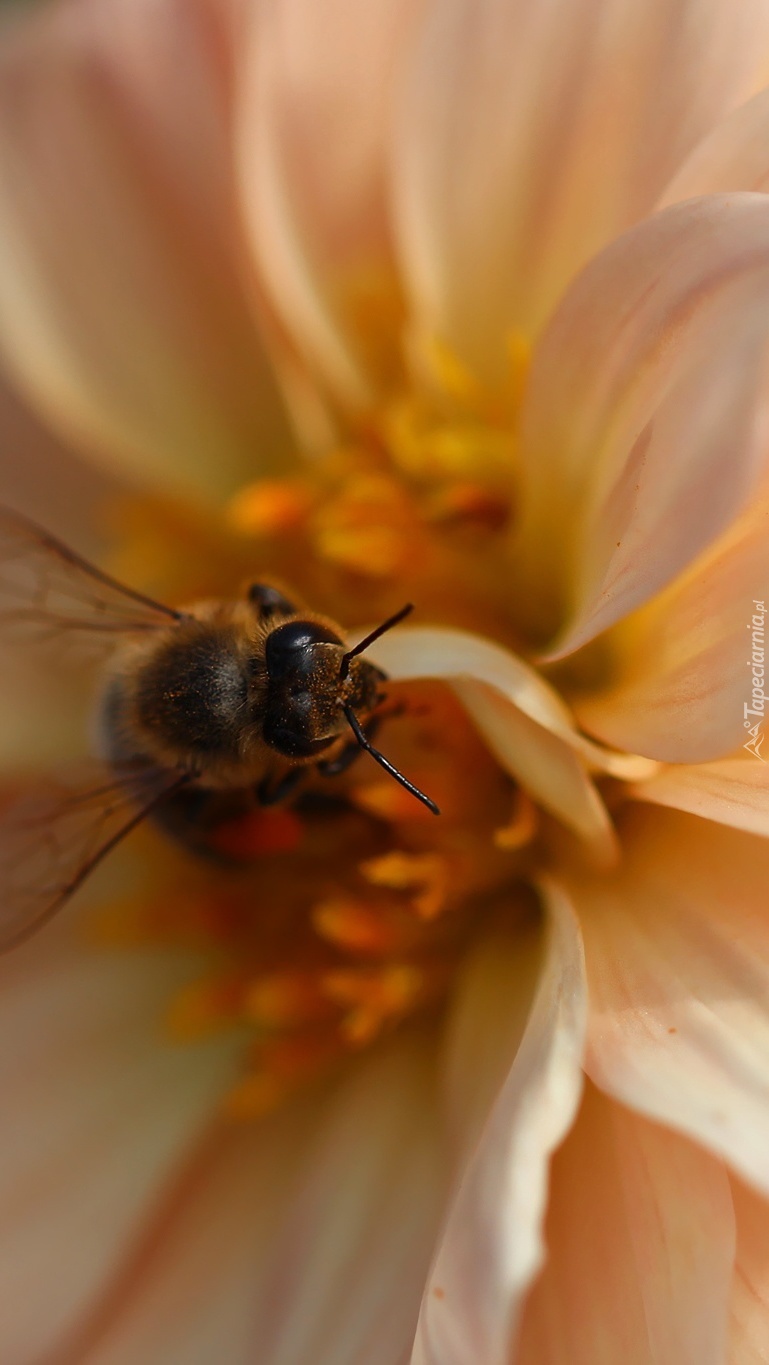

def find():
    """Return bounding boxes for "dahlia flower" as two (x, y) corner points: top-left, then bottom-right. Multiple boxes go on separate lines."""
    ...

(0, 0), (768, 1361)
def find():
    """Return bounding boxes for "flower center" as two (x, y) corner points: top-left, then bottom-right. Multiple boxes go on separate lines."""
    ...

(96, 348), (627, 1115)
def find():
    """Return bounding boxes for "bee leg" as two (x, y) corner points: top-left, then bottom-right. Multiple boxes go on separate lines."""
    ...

(256, 766), (306, 806)
(317, 716), (382, 778)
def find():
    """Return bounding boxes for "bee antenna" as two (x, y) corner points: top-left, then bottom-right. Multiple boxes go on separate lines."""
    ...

(342, 703), (440, 816)
(339, 603), (414, 682)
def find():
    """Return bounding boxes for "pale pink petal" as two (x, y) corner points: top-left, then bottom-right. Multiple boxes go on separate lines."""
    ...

(238, 0), (419, 410)
(251, 1032), (448, 1365)
(369, 623), (652, 777)
(515, 1085), (735, 1365)
(661, 86), (769, 203)
(0, 0), (290, 497)
(370, 624), (641, 854)
(58, 1104), (318, 1365)
(728, 1176), (769, 1365)
(452, 681), (618, 863)
(573, 805), (769, 1195)
(394, 0), (769, 382)
(412, 883), (586, 1365)
(439, 920), (544, 1158)
(631, 757), (769, 837)
(0, 912), (238, 1362)
(574, 482), (769, 761)
(513, 195), (769, 656)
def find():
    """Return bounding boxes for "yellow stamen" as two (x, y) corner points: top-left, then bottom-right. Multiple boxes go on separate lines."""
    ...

(360, 851), (450, 920)
(322, 964), (426, 1046)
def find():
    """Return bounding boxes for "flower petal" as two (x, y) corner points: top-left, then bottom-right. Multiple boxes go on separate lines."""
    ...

(574, 481), (769, 761)
(452, 681), (618, 863)
(372, 624), (625, 855)
(631, 757), (769, 838)
(514, 194), (769, 654)
(250, 1032), (448, 1365)
(0, 0), (290, 497)
(394, 0), (769, 381)
(412, 883), (586, 1365)
(573, 804), (769, 1195)
(52, 1105), (319, 1365)
(515, 1085), (735, 1365)
(238, 0), (417, 410)
(661, 86), (769, 203)
(0, 915), (237, 1362)
(729, 1176), (769, 1365)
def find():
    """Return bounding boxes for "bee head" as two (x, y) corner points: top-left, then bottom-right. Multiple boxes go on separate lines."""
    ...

(261, 619), (381, 759)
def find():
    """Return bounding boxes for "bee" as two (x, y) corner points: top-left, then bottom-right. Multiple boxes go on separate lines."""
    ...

(0, 505), (438, 952)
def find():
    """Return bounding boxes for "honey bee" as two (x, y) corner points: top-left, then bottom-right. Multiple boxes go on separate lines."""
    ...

(0, 505), (438, 952)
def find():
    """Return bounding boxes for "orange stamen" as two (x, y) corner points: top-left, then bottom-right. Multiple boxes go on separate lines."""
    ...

(243, 970), (334, 1029)
(228, 479), (314, 536)
(494, 791), (539, 851)
(311, 897), (404, 956)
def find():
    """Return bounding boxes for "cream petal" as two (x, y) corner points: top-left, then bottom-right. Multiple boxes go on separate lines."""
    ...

(238, 0), (418, 411)
(573, 805), (769, 1195)
(573, 478), (769, 761)
(371, 625), (618, 855)
(439, 921), (545, 1159)
(631, 757), (769, 838)
(64, 1103), (319, 1365)
(515, 1085), (735, 1365)
(514, 194), (769, 655)
(728, 1176), (769, 1365)
(0, 915), (237, 1362)
(452, 681), (618, 863)
(412, 884), (586, 1365)
(0, 0), (291, 498)
(370, 626), (577, 735)
(661, 86), (769, 203)
(250, 1032), (448, 1365)
(394, 0), (769, 382)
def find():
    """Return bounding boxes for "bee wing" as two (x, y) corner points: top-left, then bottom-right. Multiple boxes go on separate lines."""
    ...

(0, 504), (182, 643)
(0, 764), (188, 952)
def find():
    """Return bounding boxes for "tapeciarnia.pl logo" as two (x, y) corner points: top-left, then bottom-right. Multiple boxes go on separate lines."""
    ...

(744, 599), (767, 760)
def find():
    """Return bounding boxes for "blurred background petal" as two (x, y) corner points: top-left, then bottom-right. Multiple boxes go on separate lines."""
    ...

(394, 0), (769, 383)
(0, 0), (292, 499)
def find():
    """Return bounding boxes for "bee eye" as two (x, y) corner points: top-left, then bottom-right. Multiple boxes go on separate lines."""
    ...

(247, 584), (296, 618)
(265, 620), (342, 680)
